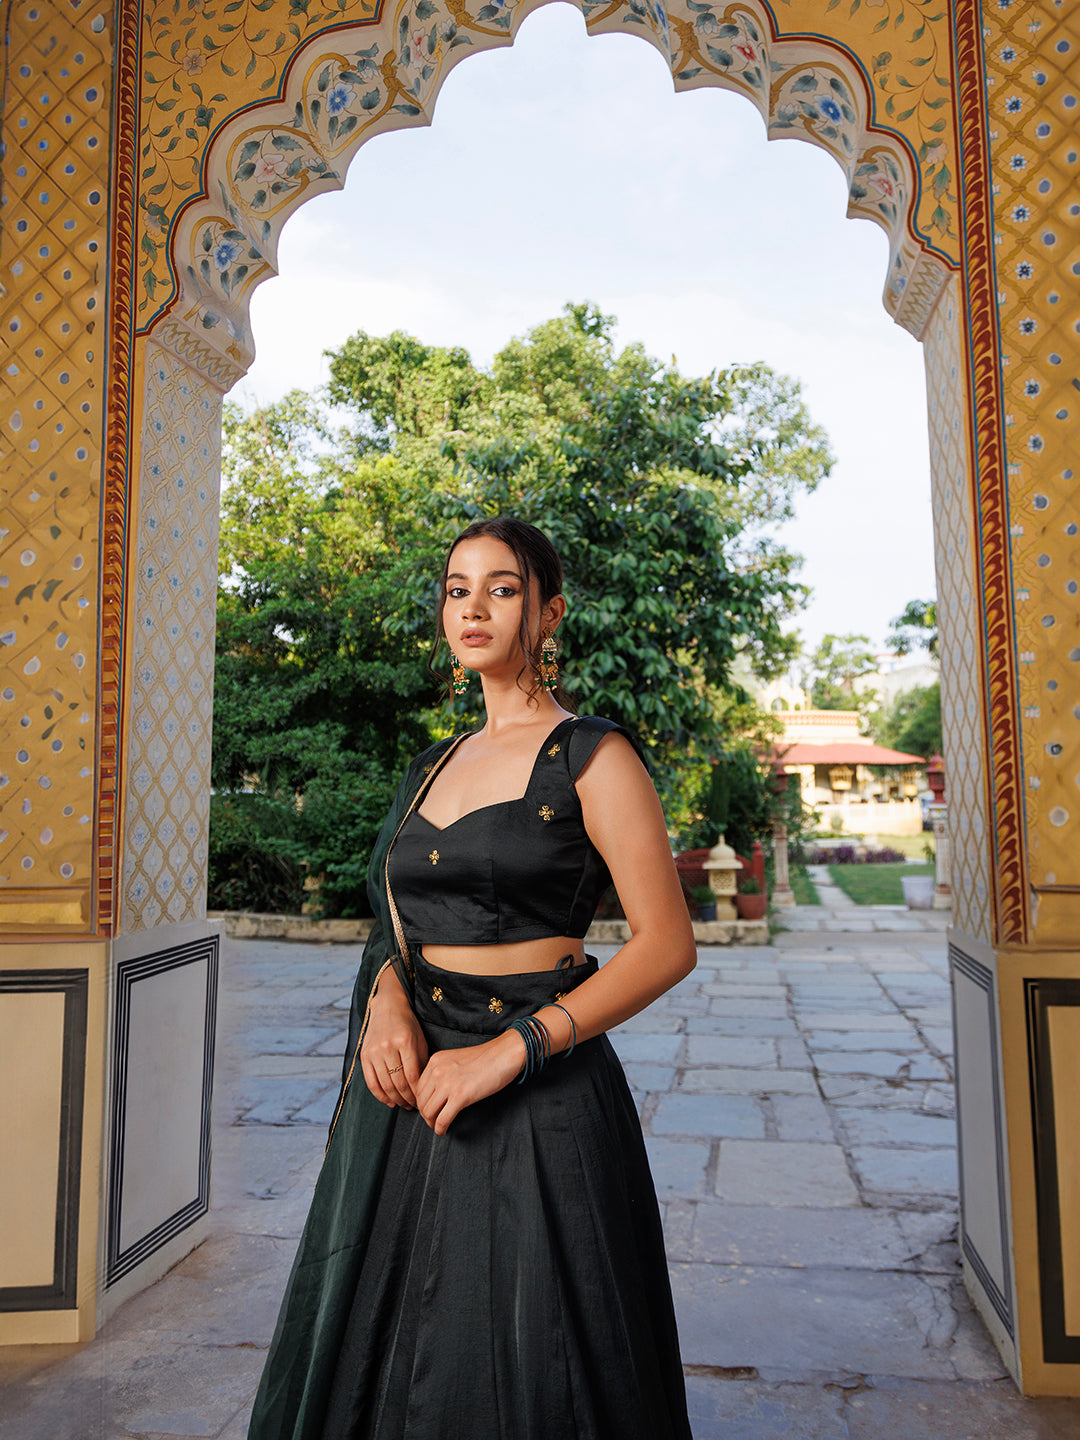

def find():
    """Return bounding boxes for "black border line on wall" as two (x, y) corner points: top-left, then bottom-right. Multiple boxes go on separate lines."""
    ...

(950, 944), (1014, 1337)
(1024, 975), (1080, 1364)
(0, 969), (88, 1312)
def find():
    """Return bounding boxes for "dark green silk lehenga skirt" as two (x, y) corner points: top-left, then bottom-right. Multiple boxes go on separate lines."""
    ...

(247, 950), (691, 1440)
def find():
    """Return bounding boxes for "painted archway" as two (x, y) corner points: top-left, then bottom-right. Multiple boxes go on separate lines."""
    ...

(2, 0), (1079, 1396)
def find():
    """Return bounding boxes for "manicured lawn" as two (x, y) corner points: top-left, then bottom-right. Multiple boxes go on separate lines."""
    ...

(790, 868), (820, 905)
(882, 833), (935, 860)
(828, 862), (934, 906)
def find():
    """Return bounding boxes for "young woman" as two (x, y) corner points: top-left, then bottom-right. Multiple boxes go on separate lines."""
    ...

(247, 517), (696, 1440)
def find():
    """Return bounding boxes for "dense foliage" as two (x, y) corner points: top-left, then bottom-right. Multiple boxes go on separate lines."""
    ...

(869, 682), (942, 759)
(210, 305), (834, 915)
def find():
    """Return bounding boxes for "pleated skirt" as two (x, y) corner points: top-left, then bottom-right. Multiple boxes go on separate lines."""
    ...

(320, 951), (691, 1440)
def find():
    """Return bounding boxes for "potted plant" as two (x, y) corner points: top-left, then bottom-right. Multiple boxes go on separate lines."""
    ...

(692, 885), (717, 923)
(735, 875), (767, 921)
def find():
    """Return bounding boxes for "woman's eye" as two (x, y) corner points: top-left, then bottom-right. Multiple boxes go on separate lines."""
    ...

(493, 586), (518, 597)
(447, 587), (468, 599)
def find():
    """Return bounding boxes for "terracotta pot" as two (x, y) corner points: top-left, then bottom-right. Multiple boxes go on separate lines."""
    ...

(735, 891), (768, 921)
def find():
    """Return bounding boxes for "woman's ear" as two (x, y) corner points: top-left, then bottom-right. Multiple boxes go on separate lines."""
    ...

(543, 593), (567, 633)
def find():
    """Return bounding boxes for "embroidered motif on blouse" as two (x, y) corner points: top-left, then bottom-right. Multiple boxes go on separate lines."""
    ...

(428, 850), (439, 865)
(538, 806), (555, 822)
(547, 743), (561, 756)
(489, 997), (504, 1014)
(432, 986), (443, 1002)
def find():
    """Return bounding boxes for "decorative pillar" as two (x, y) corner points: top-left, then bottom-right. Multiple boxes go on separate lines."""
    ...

(771, 768), (795, 908)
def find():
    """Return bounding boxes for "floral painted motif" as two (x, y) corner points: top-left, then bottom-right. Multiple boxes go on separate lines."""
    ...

(777, 0), (956, 241)
(669, 3), (767, 94)
(136, 0), (962, 334)
(770, 67), (859, 160)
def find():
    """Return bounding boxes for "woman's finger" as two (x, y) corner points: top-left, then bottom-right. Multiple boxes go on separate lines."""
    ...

(385, 1058), (416, 1110)
(360, 1052), (395, 1108)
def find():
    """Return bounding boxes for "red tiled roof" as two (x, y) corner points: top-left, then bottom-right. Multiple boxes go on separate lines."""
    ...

(775, 742), (925, 766)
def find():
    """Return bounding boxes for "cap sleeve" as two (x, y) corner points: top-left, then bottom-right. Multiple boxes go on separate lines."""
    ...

(566, 715), (650, 781)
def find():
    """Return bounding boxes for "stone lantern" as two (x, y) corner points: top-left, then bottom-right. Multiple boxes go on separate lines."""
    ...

(704, 834), (741, 921)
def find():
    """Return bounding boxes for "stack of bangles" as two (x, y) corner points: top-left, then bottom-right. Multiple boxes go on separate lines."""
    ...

(509, 1003), (577, 1084)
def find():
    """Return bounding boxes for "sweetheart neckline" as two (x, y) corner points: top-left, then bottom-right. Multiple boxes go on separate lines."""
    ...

(414, 716), (577, 833)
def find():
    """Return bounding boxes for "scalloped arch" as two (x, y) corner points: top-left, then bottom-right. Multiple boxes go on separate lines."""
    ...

(147, 0), (956, 391)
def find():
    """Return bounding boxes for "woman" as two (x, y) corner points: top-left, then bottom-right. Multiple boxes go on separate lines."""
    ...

(248, 517), (696, 1440)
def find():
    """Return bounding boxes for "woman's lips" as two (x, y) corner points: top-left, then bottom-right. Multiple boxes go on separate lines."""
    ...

(460, 631), (492, 646)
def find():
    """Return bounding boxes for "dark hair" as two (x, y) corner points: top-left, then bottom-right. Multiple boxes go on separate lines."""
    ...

(430, 516), (575, 710)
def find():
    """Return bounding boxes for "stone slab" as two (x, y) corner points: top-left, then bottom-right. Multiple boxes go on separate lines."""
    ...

(680, 1067), (818, 1095)
(238, 1025), (338, 1056)
(608, 1032), (684, 1064)
(835, 1107), (958, 1149)
(688, 1203), (913, 1270)
(684, 1015), (799, 1038)
(685, 1377), (850, 1440)
(812, 1051), (947, 1081)
(805, 1029), (922, 1052)
(652, 1092), (765, 1140)
(795, 1013), (914, 1031)
(844, 1378), (1080, 1440)
(707, 998), (791, 1018)
(772, 1093), (835, 1142)
(851, 1146), (958, 1197)
(714, 1141), (859, 1208)
(621, 1062), (677, 1093)
(643, 1137), (710, 1197)
(685, 1035), (778, 1068)
(671, 1264), (968, 1379)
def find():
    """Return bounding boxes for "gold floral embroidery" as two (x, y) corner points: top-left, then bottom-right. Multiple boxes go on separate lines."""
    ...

(428, 850), (439, 865)
(423, 764), (433, 773)
(539, 805), (555, 822)
(547, 742), (561, 756)
(555, 991), (566, 1001)
(489, 996), (503, 1014)
(432, 986), (443, 1002)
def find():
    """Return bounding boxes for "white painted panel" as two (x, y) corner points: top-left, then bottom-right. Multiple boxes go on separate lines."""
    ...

(954, 967), (1006, 1299)
(0, 992), (65, 1288)
(118, 958), (206, 1253)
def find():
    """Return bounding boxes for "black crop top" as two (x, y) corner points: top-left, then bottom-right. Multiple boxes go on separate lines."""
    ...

(387, 716), (646, 946)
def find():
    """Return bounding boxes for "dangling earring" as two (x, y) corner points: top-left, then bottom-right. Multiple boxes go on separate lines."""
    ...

(449, 652), (468, 696)
(539, 630), (559, 692)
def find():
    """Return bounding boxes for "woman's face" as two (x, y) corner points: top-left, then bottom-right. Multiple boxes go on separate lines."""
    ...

(443, 534), (561, 679)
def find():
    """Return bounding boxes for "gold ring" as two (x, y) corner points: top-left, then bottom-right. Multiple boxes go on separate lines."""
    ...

(387, 1063), (404, 1074)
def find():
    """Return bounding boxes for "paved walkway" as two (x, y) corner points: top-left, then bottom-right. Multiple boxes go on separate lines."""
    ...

(2, 933), (1079, 1439)
(781, 866), (951, 934)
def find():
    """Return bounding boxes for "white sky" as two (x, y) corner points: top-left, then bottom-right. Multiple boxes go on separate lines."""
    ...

(238, 1), (937, 654)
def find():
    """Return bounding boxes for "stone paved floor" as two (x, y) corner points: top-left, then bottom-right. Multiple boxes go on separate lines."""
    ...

(3, 933), (1079, 1440)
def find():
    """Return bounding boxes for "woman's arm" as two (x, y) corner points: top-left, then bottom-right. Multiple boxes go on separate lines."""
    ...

(414, 734), (695, 1133)
(540, 731), (697, 1041)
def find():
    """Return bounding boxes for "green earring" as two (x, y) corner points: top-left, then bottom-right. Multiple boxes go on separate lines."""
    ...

(449, 652), (468, 696)
(539, 631), (559, 691)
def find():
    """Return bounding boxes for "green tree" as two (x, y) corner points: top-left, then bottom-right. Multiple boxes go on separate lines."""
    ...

(888, 598), (938, 657)
(802, 633), (878, 712)
(212, 306), (835, 912)
(211, 392), (446, 916)
(870, 683), (942, 759)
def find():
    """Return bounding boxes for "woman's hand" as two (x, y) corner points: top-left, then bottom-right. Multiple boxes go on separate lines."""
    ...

(361, 966), (429, 1109)
(415, 1031), (525, 1136)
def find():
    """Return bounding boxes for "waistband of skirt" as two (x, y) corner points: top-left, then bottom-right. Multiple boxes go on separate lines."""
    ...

(411, 948), (597, 1033)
